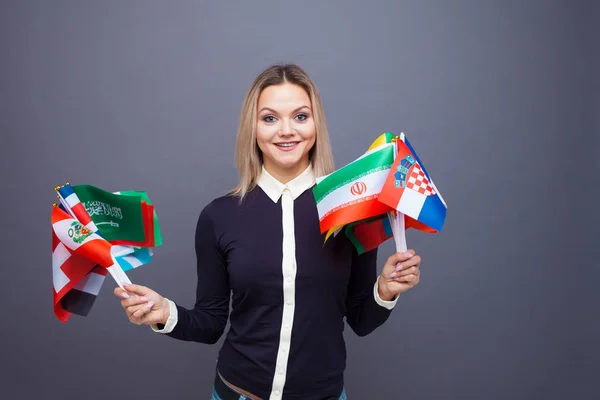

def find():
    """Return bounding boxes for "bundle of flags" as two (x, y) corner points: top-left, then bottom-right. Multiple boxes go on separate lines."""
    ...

(313, 132), (447, 254)
(51, 182), (162, 322)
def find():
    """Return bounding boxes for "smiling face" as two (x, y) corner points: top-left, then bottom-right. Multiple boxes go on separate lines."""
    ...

(256, 82), (316, 183)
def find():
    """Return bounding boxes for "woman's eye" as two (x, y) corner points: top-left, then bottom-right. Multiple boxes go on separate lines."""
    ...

(295, 113), (308, 121)
(263, 115), (276, 122)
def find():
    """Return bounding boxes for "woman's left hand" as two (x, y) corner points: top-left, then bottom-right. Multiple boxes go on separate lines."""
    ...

(377, 249), (422, 301)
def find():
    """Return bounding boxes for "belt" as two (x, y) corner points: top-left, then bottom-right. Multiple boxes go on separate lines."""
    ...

(212, 371), (345, 400)
(213, 370), (251, 399)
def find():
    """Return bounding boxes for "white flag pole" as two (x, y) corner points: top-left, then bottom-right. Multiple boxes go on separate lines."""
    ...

(391, 135), (407, 253)
(394, 211), (407, 253)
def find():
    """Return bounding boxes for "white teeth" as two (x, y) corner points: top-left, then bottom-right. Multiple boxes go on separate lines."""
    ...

(276, 143), (296, 147)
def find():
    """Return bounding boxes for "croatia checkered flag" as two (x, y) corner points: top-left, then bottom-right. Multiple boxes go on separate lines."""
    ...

(377, 132), (447, 251)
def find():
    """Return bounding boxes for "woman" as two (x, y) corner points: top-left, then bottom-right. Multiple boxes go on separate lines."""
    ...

(114, 63), (422, 400)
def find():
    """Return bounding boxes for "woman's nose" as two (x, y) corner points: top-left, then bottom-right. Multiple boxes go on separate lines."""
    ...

(278, 119), (295, 135)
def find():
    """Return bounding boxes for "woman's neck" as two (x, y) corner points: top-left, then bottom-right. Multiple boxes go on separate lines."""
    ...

(263, 159), (309, 184)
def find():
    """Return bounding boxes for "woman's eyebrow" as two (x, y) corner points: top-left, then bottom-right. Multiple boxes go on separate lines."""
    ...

(259, 105), (311, 114)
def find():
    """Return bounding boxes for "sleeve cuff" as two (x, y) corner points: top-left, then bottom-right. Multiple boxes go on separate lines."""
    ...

(151, 298), (178, 333)
(373, 278), (399, 310)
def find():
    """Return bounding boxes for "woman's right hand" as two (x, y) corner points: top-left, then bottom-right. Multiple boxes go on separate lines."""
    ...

(114, 283), (170, 326)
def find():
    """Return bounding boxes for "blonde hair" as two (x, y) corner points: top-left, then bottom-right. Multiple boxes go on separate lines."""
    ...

(230, 63), (335, 199)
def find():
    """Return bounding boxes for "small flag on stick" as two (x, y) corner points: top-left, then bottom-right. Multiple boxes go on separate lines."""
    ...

(51, 182), (162, 322)
(313, 132), (447, 254)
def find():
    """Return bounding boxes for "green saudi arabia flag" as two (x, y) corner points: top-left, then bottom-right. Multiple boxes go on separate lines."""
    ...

(71, 185), (161, 245)
(114, 190), (163, 247)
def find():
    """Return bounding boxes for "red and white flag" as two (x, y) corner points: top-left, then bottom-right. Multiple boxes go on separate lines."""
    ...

(52, 229), (101, 322)
(51, 205), (133, 320)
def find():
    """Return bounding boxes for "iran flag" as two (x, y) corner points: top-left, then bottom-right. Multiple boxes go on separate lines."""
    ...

(312, 142), (395, 234)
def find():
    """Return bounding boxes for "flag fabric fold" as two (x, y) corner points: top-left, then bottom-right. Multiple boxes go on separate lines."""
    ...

(344, 214), (394, 255)
(51, 182), (162, 322)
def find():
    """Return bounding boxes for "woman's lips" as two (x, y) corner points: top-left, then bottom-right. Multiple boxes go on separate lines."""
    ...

(274, 141), (300, 151)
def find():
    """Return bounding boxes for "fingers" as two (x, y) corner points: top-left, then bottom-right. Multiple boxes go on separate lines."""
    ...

(395, 273), (419, 286)
(395, 266), (420, 278)
(387, 265), (420, 279)
(114, 285), (153, 321)
(384, 251), (421, 279)
(130, 301), (155, 320)
(113, 283), (165, 326)
(380, 250), (422, 294)
(395, 254), (421, 271)
(125, 300), (156, 325)
(120, 295), (150, 309)
(114, 287), (141, 301)
(386, 249), (418, 267)
(120, 283), (149, 296)
(389, 267), (420, 283)
(121, 294), (152, 318)
(114, 287), (136, 299)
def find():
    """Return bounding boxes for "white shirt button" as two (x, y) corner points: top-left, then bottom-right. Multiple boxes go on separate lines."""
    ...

(278, 369), (284, 375)
(275, 390), (281, 395)
(284, 324), (290, 329)
(286, 299), (293, 305)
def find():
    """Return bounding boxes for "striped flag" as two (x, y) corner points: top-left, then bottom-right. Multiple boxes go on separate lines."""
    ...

(55, 183), (99, 232)
(54, 247), (153, 322)
(57, 264), (108, 321)
(52, 228), (100, 322)
(378, 132), (447, 232)
(116, 247), (153, 272)
(366, 131), (397, 152)
(313, 141), (396, 234)
(344, 215), (394, 255)
(53, 242), (154, 322)
(322, 132), (397, 241)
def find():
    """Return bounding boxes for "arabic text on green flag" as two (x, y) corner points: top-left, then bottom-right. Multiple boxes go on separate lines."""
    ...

(72, 185), (146, 243)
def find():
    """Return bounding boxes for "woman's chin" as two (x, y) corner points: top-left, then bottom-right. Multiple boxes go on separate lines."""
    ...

(267, 154), (309, 172)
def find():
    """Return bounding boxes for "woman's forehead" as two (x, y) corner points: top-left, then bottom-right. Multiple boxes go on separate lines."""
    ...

(258, 83), (311, 110)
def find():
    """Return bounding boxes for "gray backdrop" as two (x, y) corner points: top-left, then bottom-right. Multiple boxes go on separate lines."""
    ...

(1, 1), (598, 399)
